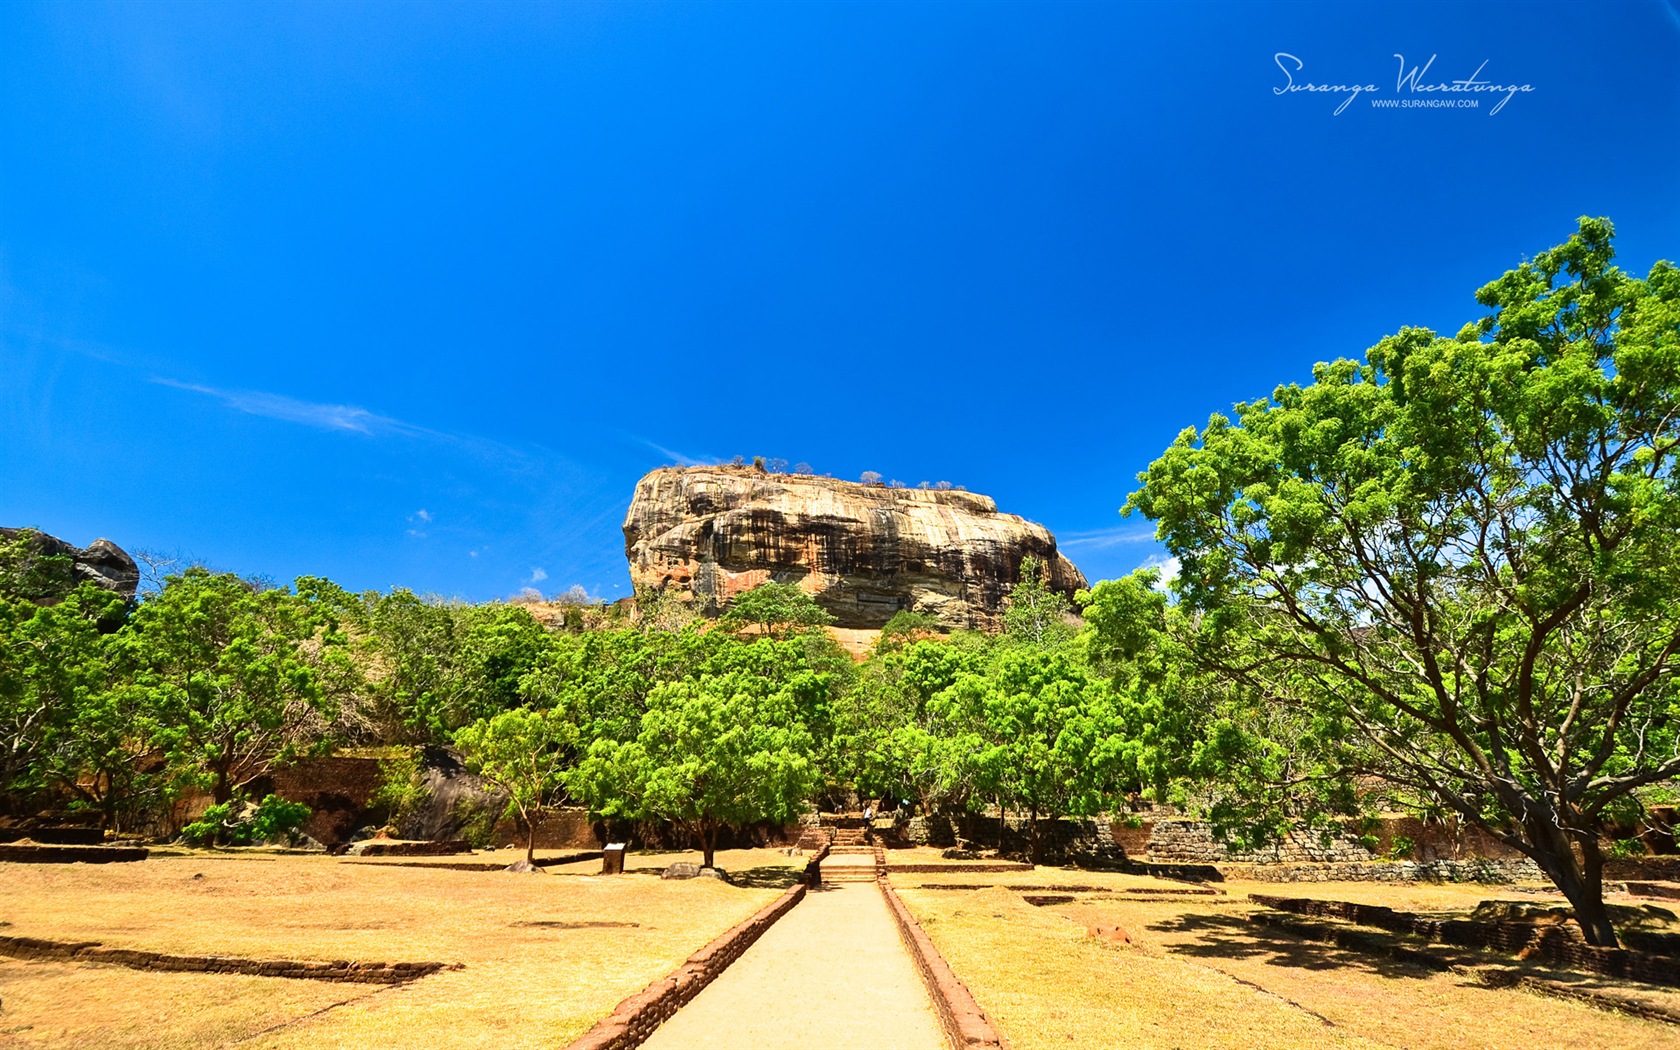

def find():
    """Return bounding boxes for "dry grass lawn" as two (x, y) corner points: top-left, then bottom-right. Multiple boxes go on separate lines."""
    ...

(0, 848), (801, 1048)
(895, 874), (1680, 1050)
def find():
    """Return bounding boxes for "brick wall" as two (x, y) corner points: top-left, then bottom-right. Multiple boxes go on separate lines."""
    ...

(261, 756), (385, 846)
(879, 879), (1010, 1050)
(1225, 859), (1540, 883)
(900, 812), (1120, 864)
(1111, 817), (1530, 866)
(0, 935), (457, 984)
(0, 843), (147, 864)
(565, 883), (808, 1050)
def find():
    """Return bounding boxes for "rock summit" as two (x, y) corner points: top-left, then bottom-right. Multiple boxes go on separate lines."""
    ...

(622, 466), (1085, 630)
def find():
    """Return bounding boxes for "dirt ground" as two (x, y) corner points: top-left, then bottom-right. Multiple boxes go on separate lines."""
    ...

(8, 851), (1680, 1049)
(0, 848), (803, 1048)
(893, 869), (1680, 1050)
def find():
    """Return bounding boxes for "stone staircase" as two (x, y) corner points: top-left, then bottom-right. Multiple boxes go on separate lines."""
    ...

(817, 816), (882, 883)
(795, 825), (834, 851)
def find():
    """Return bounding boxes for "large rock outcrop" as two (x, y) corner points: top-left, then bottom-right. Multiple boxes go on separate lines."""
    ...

(622, 467), (1086, 630)
(0, 527), (139, 603)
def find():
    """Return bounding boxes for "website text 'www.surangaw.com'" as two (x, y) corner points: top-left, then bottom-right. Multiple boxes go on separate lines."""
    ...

(1370, 98), (1479, 109)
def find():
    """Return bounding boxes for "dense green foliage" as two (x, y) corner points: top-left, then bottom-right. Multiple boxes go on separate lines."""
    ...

(0, 550), (1148, 859)
(1128, 217), (1680, 945)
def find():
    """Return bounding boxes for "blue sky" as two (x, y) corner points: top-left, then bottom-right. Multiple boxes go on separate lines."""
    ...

(3, 1), (1678, 601)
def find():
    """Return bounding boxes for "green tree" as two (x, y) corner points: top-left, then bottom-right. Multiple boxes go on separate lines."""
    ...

(719, 581), (836, 640)
(1077, 569), (1184, 802)
(831, 636), (989, 814)
(1127, 218), (1680, 946)
(939, 646), (1129, 863)
(121, 569), (336, 805)
(350, 590), (554, 742)
(0, 584), (130, 818)
(1002, 556), (1074, 646)
(0, 528), (79, 603)
(351, 588), (463, 739)
(571, 670), (821, 868)
(875, 610), (941, 654)
(454, 707), (578, 865)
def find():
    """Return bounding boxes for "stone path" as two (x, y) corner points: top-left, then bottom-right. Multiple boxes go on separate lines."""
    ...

(640, 882), (947, 1050)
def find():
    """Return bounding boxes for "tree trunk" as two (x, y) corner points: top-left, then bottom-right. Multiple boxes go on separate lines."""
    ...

(211, 766), (233, 806)
(1524, 814), (1619, 946)
(702, 820), (717, 870)
(1028, 805), (1042, 866)
(524, 807), (536, 865)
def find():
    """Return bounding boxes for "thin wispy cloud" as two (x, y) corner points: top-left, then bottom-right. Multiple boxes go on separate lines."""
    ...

(529, 566), (548, 584)
(1057, 525), (1158, 550)
(153, 378), (434, 437)
(153, 376), (579, 481)
(635, 437), (715, 467)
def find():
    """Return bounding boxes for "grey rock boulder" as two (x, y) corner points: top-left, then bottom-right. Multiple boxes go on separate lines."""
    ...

(0, 528), (139, 602)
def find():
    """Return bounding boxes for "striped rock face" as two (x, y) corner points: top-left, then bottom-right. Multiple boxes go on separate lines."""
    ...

(622, 466), (1085, 630)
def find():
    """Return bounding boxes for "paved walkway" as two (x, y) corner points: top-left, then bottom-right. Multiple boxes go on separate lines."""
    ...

(640, 882), (947, 1050)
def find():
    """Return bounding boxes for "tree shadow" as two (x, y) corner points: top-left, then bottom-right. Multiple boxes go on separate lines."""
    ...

(726, 865), (805, 890)
(1146, 909), (1475, 982)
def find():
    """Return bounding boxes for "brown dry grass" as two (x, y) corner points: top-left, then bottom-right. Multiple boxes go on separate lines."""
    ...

(0, 848), (802, 1049)
(0, 960), (354, 1048)
(895, 876), (1680, 1050)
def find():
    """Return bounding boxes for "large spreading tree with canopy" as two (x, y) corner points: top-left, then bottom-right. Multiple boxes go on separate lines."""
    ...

(1128, 218), (1680, 945)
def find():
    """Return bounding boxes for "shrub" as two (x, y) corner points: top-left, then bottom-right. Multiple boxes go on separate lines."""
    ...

(180, 800), (241, 847)
(249, 795), (312, 843)
(1607, 837), (1647, 859)
(179, 793), (312, 847)
(371, 749), (428, 828)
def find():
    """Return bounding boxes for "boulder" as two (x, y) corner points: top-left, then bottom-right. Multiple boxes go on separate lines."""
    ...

(394, 747), (506, 843)
(661, 861), (701, 880)
(0, 527), (139, 603)
(623, 467), (1085, 630)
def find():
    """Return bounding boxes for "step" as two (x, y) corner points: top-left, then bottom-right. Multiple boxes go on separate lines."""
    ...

(822, 869), (879, 883)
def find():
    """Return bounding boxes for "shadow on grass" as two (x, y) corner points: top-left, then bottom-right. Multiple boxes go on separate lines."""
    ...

(727, 866), (805, 890)
(1146, 909), (1459, 981)
(604, 864), (803, 889)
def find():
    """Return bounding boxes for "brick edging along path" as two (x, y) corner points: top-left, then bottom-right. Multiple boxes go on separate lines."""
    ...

(565, 882), (808, 1050)
(0, 843), (148, 864)
(0, 935), (459, 984)
(879, 878), (1011, 1050)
